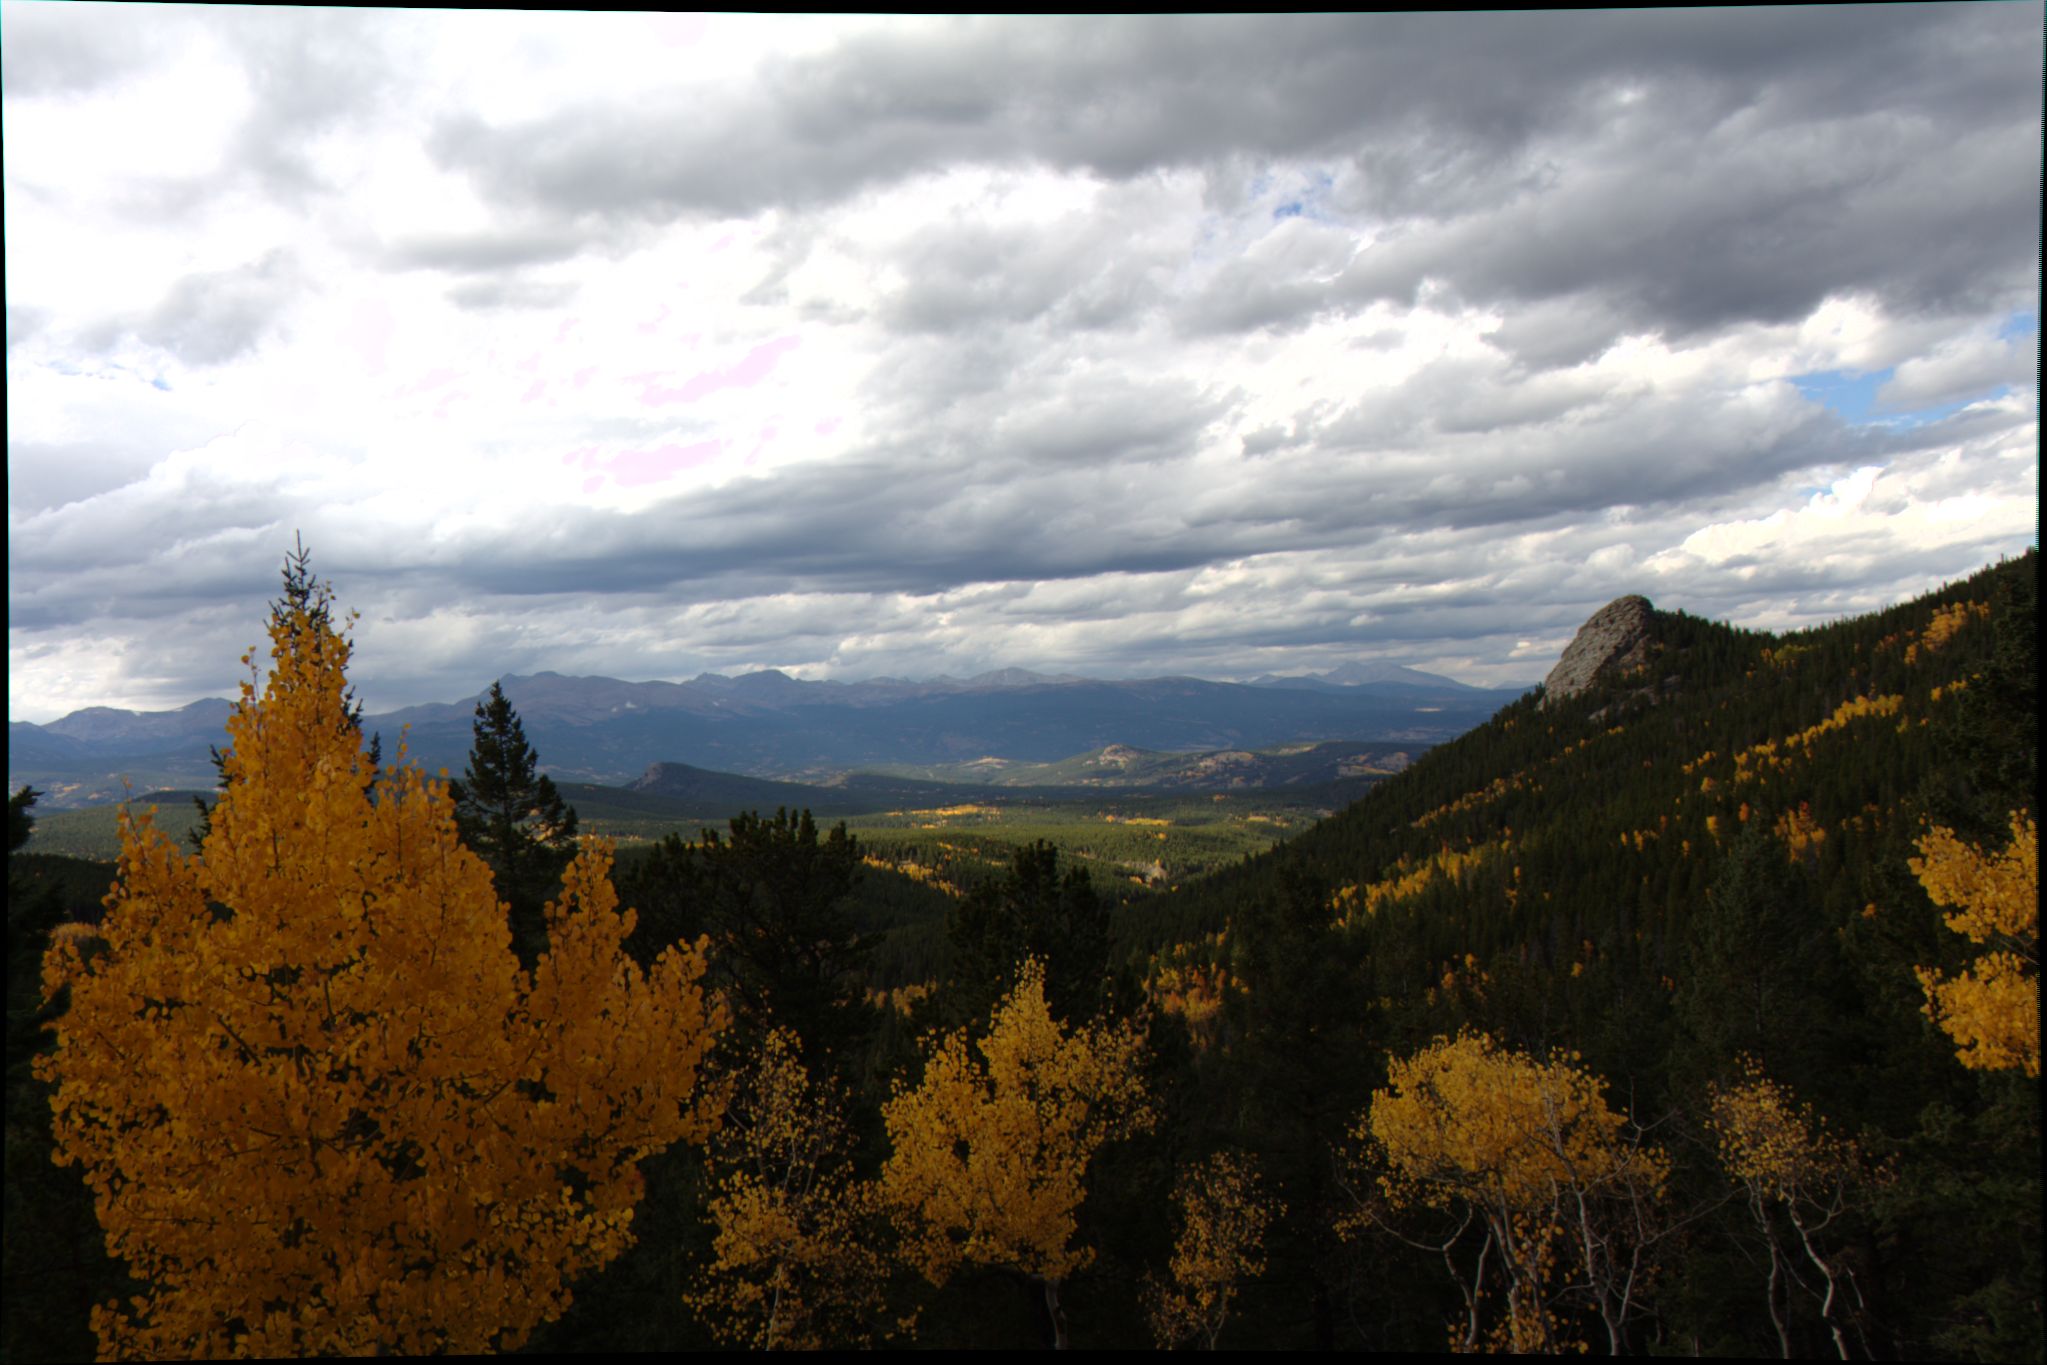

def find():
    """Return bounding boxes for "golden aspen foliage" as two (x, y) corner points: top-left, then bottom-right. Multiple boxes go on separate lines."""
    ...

(1707, 1058), (1864, 1202)
(34, 576), (726, 1359)
(1333, 841), (1504, 924)
(1706, 1058), (1884, 1358)
(687, 1027), (893, 1349)
(879, 958), (1152, 1330)
(1353, 1031), (1669, 1353)
(1773, 802), (1827, 864)
(1144, 1151), (1283, 1350)
(1143, 930), (1237, 1051)
(864, 979), (936, 1017)
(1911, 811), (2038, 1077)
(1904, 598), (1990, 664)
(1366, 1032), (1665, 1213)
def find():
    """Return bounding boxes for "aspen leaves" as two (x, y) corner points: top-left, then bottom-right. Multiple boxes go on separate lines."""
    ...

(1366, 1031), (1666, 1216)
(1705, 1060), (1880, 1358)
(880, 958), (1152, 1288)
(1356, 1030), (1669, 1353)
(1912, 811), (2038, 1078)
(689, 1028), (891, 1349)
(1706, 1060), (1859, 1200)
(35, 572), (725, 1358)
(1145, 1151), (1282, 1350)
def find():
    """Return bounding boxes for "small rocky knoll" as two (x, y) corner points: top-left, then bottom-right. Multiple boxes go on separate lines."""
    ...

(1541, 595), (1656, 706)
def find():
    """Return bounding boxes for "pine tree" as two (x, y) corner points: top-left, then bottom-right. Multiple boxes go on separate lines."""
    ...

(944, 839), (1109, 1027)
(1222, 867), (1370, 1349)
(8, 785), (38, 853)
(1671, 820), (1854, 1108)
(625, 808), (871, 1082)
(448, 680), (579, 967)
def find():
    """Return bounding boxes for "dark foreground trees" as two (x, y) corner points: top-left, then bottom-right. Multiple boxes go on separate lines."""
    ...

(625, 808), (873, 1081)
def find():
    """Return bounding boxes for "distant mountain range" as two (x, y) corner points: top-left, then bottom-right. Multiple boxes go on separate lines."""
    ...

(9, 664), (1530, 809)
(1247, 660), (1495, 691)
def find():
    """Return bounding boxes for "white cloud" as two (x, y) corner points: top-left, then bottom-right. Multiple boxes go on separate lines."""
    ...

(1879, 323), (2038, 412)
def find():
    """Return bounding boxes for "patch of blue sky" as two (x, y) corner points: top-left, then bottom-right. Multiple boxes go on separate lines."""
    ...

(151, 376), (172, 391)
(1792, 367), (1891, 422)
(1795, 365), (2009, 430)
(1998, 309), (2036, 340)
(1269, 168), (1339, 223)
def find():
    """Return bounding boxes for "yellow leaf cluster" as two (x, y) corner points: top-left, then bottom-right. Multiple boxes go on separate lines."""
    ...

(1356, 1032), (1666, 1353)
(864, 980), (936, 1017)
(1729, 695), (1904, 785)
(1334, 841), (1505, 924)
(1145, 1151), (1283, 1350)
(880, 959), (1153, 1287)
(1912, 812), (2038, 1077)
(1618, 824), (1665, 853)
(1705, 1059), (1855, 1200)
(1773, 802), (1827, 863)
(865, 854), (965, 898)
(901, 803), (1001, 820)
(35, 580), (725, 1359)
(1364, 1031), (1667, 1216)
(1761, 643), (1814, 671)
(688, 1029), (891, 1349)
(1144, 931), (1237, 1051)
(1904, 599), (1990, 664)
(1413, 774), (1532, 829)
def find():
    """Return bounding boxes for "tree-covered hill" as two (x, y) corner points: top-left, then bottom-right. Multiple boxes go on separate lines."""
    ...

(1128, 553), (2034, 952)
(1118, 549), (2037, 1356)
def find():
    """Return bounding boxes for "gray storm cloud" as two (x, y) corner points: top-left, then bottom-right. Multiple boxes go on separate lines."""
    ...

(3, 6), (2038, 720)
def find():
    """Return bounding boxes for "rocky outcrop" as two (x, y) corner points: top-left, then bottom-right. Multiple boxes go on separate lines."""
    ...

(1541, 596), (1656, 706)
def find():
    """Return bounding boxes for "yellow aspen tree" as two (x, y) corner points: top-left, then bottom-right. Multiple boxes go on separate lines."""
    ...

(1350, 1031), (1670, 1354)
(34, 572), (726, 1359)
(1911, 811), (2038, 1077)
(1144, 1151), (1284, 1350)
(687, 1027), (894, 1349)
(880, 958), (1153, 1349)
(1706, 1058), (1883, 1360)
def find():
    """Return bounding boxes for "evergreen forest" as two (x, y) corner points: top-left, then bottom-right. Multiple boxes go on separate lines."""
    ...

(3, 549), (2036, 1358)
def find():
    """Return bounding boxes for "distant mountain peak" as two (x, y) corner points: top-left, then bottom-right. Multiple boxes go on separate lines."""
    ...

(962, 668), (1082, 688)
(1248, 661), (1485, 691)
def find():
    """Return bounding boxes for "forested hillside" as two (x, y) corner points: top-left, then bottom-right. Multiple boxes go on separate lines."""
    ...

(1118, 549), (2038, 1355)
(5, 552), (2035, 1358)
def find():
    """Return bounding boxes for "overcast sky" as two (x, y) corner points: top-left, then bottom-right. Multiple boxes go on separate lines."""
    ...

(6, 6), (2040, 724)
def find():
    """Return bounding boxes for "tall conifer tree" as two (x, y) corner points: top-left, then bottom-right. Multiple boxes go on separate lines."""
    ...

(945, 839), (1110, 1027)
(449, 680), (579, 966)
